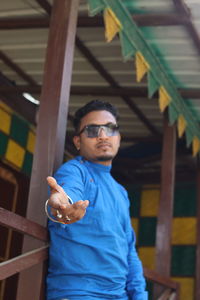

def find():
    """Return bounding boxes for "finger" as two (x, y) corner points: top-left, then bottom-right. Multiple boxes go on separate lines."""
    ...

(47, 176), (65, 194)
(81, 200), (89, 209)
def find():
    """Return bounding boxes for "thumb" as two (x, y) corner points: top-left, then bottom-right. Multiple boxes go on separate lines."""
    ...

(47, 176), (60, 192)
(82, 200), (89, 208)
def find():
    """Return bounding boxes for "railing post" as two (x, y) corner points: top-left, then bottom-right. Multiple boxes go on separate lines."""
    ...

(155, 116), (176, 297)
(16, 1), (80, 299)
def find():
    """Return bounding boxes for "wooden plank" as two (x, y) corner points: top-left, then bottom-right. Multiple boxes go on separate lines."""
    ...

(0, 14), (188, 30)
(0, 246), (48, 280)
(155, 117), (176, 296)
(196, 161), (200, 300)
(0, 207), (48, 242)
(16, 1), (80, 300)
(144, 267), (178, 290)
(2, 85), (200, 100)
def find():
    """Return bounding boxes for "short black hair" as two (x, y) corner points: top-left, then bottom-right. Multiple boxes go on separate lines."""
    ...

(73, 99), (119, 133)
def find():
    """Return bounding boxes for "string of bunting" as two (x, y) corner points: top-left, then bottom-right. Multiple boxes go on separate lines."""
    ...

(87, 0), (200, 156)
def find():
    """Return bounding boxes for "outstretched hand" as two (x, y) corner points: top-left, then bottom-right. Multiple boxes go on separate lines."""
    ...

(47, 176), (89, 224)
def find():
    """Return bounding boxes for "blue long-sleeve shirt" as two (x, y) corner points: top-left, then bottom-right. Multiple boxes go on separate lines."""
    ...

(46, 156), (148, 300)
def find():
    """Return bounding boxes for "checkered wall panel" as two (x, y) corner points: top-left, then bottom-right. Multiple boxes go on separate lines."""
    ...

(128, 183), (196, 300)
(0, 101), (35, 176)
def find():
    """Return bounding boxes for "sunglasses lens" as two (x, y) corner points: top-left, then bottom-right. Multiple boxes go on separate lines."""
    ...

(86, 125), (100, 137)
(105, 124), (119, 136)
(85, 124), (119, 138)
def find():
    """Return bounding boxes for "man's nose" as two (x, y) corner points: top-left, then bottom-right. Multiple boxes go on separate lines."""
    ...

(98, 128), (108, 138)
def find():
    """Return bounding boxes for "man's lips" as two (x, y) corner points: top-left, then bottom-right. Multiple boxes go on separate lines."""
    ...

(96, 143), (111, 149)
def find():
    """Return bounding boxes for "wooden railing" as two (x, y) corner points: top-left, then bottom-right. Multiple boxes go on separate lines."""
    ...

(144, 267), (180, 300)
(0, 207), (48, 281)
(0, 207), (180, 299)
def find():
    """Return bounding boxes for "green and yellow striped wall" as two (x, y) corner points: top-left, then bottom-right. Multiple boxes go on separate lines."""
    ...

(128, 184), (197, 300)
(0, 101), (35, 176)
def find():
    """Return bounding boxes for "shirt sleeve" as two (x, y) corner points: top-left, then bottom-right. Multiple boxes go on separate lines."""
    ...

(122, 187), (148, 300)
(53, 161), (85, 203)
(126, 225), (148, 300)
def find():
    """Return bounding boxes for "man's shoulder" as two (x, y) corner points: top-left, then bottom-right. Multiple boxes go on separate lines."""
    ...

(57, 156), (87, 173)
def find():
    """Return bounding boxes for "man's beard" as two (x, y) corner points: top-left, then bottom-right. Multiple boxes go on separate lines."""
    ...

(96, 155), (114, 162)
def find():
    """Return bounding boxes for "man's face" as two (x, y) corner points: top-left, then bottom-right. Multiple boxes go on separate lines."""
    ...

(73, 110), (121, 165)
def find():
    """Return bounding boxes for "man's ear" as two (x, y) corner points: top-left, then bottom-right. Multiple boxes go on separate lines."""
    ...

(73, 135), (81, 151)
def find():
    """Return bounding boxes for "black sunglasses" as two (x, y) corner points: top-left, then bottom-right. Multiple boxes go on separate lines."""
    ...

(78, 123), (119, 138)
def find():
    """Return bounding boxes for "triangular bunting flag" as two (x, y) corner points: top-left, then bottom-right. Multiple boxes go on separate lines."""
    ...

(168, 104), (179, 125)
(177, 115), (187, 138)
(192, 136), (200, 156)
(87, 0), (104, 16)
(119, 32), (135, 61)
(185, 128), (193, 147)
(103, 8), (122, 42)
(147, 72), (159, 98)
(159, 86), (171, 113)
(135, 51), (149, 82)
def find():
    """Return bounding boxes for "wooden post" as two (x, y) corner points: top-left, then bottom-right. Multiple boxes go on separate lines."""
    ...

(196, 158), (200, 300)
(155, 117), (176, 296)
(16, 1), (80, 299)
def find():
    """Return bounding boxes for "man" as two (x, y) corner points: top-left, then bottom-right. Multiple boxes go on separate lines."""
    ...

(46, 100), (148, 300)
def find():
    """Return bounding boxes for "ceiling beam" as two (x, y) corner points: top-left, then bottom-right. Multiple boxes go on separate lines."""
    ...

(0, 17), (50, 29)
(0, 14), (189, 30)
(173, 0), (200, 59)
(0, 50), (38, 85)
(1, 85), (200, 99)
(35, 0), (51, 15)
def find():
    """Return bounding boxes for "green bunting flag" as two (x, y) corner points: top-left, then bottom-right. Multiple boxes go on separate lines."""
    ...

(168, 104), (179, 125)
(147, 72), (159, 98)
(119, 31), (136, 61)
(87, 0), (105, 16)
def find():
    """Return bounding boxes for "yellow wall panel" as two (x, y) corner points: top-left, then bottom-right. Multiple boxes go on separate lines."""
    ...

(26, 130), (35, 153)
(140, 189), (160, 216)
(138, 247), (155, 270)
(0, 108), (11, 134)
(172, 218), (197, 245)
(171, 277), (194, 300)
(5, 140), (25, 168)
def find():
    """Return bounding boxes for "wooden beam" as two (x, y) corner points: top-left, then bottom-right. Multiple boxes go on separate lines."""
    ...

(35, 0), (51, 15)
(0, 208), (48, 242)
(173, 0), (200, 61)
(0, 17), (50, 29)
(0, 73), (37, 124)
(144, 267), (179, 290)
(16, 1), (80, 300)
(0, 51), (37, 85)
(172, 0), (191, 15)
(0, 14), (189, 30)
(155, 117), (176, 297)
(196, 159), (200, 300)
(1, 85), (200, 99)
(0, 246), (48, 281)
(75, 37), (160, 136)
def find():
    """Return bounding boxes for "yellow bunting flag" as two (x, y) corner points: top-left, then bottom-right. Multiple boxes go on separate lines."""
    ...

(159, 86), (171, 113)
(135, 51), (150, 82)
(192, 136), (200, 156)
(103, 8), (122, 42)
(177, 115), (187, 138)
